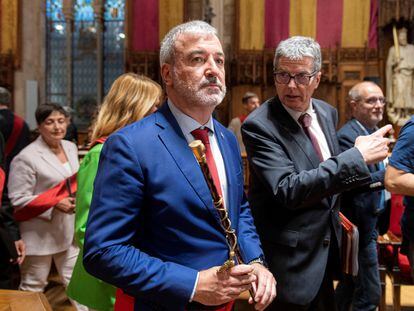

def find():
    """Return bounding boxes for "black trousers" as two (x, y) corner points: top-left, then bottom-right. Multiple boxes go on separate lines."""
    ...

(0, 256), (20, 289)
(268, 230), (340, 311)
(268, 268), (337, 311)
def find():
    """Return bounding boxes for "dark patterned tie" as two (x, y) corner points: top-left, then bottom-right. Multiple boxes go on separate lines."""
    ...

(298, 113), (324, 162)
(191, 128), (223, 196)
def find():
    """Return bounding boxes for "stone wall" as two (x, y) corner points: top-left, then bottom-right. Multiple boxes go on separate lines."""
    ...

(13, 0), (46, 122)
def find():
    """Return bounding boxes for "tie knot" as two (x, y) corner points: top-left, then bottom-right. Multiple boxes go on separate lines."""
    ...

(298, 113), (312, 128)
(191, 128), (210, 145)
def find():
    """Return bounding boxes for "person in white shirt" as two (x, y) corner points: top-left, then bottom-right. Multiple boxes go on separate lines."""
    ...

(228, 92), (260, 154)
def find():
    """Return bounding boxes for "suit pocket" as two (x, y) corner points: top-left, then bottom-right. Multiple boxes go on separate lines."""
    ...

(271, 229), (299, 248)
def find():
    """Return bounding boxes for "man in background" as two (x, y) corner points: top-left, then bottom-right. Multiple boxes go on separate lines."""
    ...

(0, 131), (25, 289)
(0, 87), (31, 172)
(335, 81), (389, 311)
(0, 87), (28, 289)
(228, 92), (260, 153)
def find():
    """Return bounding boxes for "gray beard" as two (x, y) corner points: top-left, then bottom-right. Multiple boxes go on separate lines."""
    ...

(172, 72), (227, 107)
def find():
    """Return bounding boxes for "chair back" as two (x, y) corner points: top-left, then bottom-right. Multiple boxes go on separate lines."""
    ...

(389, 194), (405, 237)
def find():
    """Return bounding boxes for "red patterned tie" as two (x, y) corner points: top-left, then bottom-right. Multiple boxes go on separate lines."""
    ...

(191, 128), (223, 197)
(298, 113), (324, 162)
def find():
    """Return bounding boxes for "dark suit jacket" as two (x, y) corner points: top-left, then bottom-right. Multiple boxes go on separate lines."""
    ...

(337, 118), (385, 247)
(0, 132), (19, 266)
(84, 103), (264, 310)
(0, 130), (19, 242)
(241, 96), (371, 305)
(0, 110), (30, 212)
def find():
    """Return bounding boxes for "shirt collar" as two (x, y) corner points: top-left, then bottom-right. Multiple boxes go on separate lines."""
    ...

(281, 99), (315, 124)
(167, 99), (214, 135)
(354, 118), (377, 135)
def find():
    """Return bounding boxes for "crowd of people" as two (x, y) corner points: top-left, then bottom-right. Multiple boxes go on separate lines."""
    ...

(0, 20), (413, 311)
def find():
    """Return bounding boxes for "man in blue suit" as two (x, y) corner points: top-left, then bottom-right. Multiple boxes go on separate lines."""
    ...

(335, 81), (389, 311)
(83, 20), (276, 311)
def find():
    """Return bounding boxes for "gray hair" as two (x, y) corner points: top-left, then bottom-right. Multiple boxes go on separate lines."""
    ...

(274, 36), (322, 72)
(0, 87), (11, 106)
(159, 20), (218, 66)
(348, 81), (380, 101)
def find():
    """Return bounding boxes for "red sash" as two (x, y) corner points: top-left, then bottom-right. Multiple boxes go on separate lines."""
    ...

(114, 288), (134, 311)
(113, 288), (234, 311)
(0, 167), (5, 203)
(5, 114), (24, 158)
(90, 136), (108, 149)
(14, 174), (77, 222)
(186, 301), (234, 311)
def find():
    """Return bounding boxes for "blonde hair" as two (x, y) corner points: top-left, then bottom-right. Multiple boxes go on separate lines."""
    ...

(92, 73), (162, 141)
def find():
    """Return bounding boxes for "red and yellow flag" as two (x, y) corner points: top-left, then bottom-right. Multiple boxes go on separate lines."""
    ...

(130, 0), (184, 52)
(240, 0), (378, 50)
(0, 0), (20, 66)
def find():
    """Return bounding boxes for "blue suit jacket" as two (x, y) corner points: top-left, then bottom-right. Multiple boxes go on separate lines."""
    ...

(337, 118), (385, 247)
(83, 103), (263, 310)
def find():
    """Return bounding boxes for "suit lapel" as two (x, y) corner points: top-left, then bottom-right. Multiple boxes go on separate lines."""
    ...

(313, 100), (338, 156)
(271, 98), (321, 168)
(156, 104), (221, 223)
(349, 119), (379, 172)
(214, 121), (237, 225)
(36, 137), (71, 178)
(312, 101), (342, 208)
(62, 141), (78, 174)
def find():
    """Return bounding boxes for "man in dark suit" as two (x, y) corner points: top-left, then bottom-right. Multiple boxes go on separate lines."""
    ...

(0, 87), (31, 173)
(0, 87), (27, 289)
(0, 132), (25, 289)
(84, 21), (276, 310)
(241, 36), (391, 310)
(335, 81), (388, 311)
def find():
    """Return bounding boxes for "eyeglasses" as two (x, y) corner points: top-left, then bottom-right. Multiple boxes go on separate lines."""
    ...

(274, 71), (317, 86)
(361, 96), (387, 106)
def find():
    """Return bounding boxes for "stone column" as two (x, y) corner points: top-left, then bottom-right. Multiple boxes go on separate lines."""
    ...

(62, 0), (74, 108)
(94, 0), (104, 105)
(13, 0), (46, 121)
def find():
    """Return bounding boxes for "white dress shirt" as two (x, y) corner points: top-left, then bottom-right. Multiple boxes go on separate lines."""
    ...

(168, 100), (229, 209)
(282, 100), (332, 160)
(168, 99), (229, 301)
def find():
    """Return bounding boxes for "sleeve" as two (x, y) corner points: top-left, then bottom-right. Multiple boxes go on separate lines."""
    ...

(0, 134), (20, 240)
(7, 154), (53, 221)
(73, 147), (101, 249)
(83, 133), (198, 307)
(389, 120), (414, 174)
(237, 189), (264, 262)
(8, 154), (37, 208)
(242, 119), (371, 210)
(229, 139), (263, 263)
(338, 127), (385, 191)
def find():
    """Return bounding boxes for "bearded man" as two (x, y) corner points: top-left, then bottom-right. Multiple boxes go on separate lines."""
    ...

(83, 20), (275, 311)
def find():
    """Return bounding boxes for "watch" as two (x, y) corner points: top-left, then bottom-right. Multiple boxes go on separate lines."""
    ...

(248, 255), (268, 268)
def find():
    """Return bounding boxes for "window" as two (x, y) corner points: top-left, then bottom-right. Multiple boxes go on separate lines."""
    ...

(46, 0), (125, 129)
